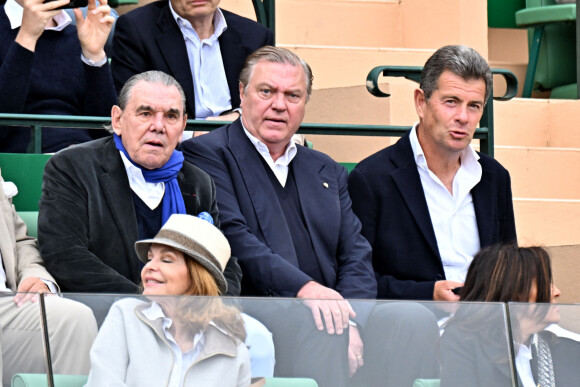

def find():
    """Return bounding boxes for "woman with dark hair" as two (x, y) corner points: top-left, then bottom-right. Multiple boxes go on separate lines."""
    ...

(440, 244), (579, 387)
(85, 214), (250, 386)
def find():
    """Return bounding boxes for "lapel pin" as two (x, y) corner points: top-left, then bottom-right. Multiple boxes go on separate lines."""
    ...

(323, 182), (329, 188)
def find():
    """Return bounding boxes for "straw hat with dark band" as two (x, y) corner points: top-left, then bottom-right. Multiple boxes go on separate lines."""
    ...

(135, 214), (231, 294)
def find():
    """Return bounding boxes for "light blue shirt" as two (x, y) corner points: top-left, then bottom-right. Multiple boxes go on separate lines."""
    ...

(169, 5), (231, 119)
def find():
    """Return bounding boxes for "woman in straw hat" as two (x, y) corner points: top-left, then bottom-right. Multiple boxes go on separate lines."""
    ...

(86, 213), (250, 386)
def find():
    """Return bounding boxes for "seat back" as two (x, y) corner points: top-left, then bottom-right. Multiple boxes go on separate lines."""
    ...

(526, 0), (577, 91)
(413, 379), (441, 387)
(488, 0), (526, 28)
(0, 153), (51, 211)
(12, 373), (87, 387)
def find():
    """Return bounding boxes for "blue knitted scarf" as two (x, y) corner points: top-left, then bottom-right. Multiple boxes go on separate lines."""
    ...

(114, 133), (186, 223)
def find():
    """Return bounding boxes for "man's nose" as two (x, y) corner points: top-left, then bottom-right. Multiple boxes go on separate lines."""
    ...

(150, 113), (165, 132)
(271, 92), (287, 111)
(455, 104), (469, 123)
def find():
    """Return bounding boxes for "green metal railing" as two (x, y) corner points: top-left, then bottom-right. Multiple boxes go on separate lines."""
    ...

(0, 115), (495, 157)
(0, 114), (438, 154)
(0, 66), (517, 157)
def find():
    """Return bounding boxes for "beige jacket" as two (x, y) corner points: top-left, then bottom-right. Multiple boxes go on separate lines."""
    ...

(0, 171), (55, 291)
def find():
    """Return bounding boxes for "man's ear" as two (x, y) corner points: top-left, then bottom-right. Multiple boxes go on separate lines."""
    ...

(414, 88), (426, 119)
(178, 114), (187, 143)
(111, 105), (123, 136)
(239, 82), (245, 107)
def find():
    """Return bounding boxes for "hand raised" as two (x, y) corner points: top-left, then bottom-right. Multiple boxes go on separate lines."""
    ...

(75, 0), (115, 62)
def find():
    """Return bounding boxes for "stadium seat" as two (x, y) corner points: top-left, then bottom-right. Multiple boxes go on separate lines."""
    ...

(0, 153), (51, 212)
(413, 379), (441, 387)
(17, 211), (39, 238)
(515, 0), (577, 97)
(11, 374), (87, 387)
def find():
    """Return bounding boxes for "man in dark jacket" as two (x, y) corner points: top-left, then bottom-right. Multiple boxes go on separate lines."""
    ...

(38, 70), (242, 294)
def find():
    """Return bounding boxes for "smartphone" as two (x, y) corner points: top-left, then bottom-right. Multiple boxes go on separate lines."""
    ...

(451, 286), (463, 295)
(43, 0), (88, 9)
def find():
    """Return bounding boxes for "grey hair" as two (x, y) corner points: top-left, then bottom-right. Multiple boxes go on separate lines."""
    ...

(420, 45), (492, 103)
(105, 70), (187, 132)
(239, 46), (313, 101)
(118, 70), (186, 111)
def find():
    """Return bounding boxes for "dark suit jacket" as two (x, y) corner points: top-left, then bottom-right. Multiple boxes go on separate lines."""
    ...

(38, 136), (241, 294)
(441, 316), (580, 387)
(181, 120), (377, 301)
(112, 1), (274, 117)
(348, 132), (516, 300)
(440, 307), (515, 387)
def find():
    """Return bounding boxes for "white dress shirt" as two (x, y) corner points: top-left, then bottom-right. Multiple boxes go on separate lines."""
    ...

(243, 125), (297, 187)
(170, 4), (231, 119)
(119, 151), (165, 210)
(515, 339), (536, 387)
(409, 123), (482, 283)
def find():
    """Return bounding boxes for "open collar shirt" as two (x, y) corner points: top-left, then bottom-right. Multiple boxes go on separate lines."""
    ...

(119, 151), (165, 210)
(242, 123), (297, 187)
(410, 123), (482, 283)
(170, 4), (231, 119)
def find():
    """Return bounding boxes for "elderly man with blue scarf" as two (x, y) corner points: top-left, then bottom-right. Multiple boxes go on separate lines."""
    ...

(38, 70), (242, 295)
(37, 71), (278, 379)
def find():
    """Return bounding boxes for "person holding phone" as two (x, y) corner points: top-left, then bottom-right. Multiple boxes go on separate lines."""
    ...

(0, 0), (116, 152)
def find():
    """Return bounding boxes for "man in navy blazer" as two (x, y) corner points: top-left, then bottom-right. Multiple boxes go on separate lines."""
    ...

(182, 46), (440, 387)
(182, 46), (378, 386)
(112, 0), (273, 119)
(348, 45), (517, 301)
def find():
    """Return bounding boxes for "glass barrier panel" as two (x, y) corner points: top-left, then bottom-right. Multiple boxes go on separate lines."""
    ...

(507, 302), (580, 387)
(52, 295), (515, 387)
(0, 292), (49, 387)
(437, 301), (515, 387)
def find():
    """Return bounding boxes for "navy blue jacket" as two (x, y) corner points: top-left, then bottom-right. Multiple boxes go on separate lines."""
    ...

(181, 120), (377, 302)
(112, 1), (273, 118)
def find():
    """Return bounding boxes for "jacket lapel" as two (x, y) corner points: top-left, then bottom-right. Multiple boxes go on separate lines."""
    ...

(390, 135), (441, 261)
(219, 11), (245, 109)
(472, 162), (498, 248)
(98, 140), (140, 271)
(226, 122), (298, 266)
(155, 6), (197, 117)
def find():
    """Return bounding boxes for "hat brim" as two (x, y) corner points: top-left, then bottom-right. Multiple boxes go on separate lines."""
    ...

(135, 237), (228, 295)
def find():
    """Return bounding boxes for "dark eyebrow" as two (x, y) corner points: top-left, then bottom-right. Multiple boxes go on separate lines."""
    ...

(165, 108), (182, 116)
(135, 105), (182, 117)
(136, 105), (154, 112)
